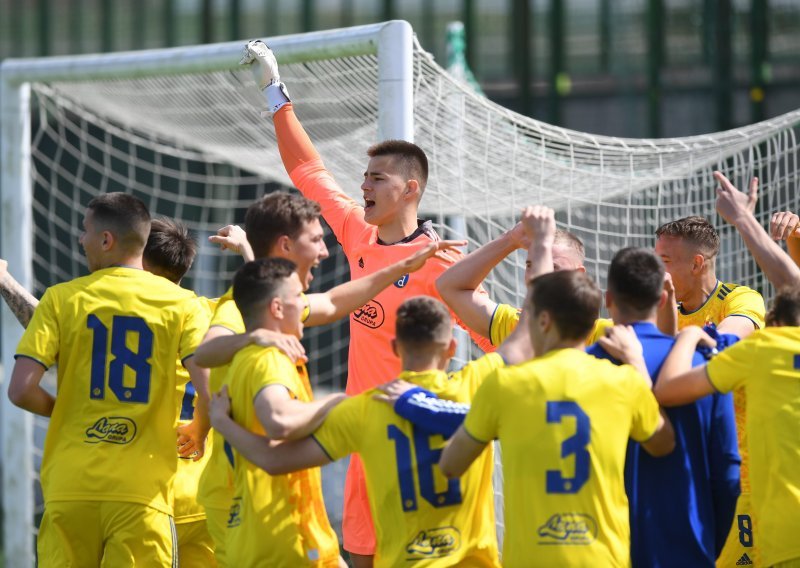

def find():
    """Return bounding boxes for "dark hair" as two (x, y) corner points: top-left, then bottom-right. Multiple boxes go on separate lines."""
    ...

(367, 140), (429, 192)
(233, 258), (297, 326)
(553, 229), (585, 260)
(87, 192), (150, 253)
(529, 270), (602, 340)
(245, 192), (321, 259)
(766, 287), (800, 327)
(143, 217), (197, 284)
(655, 216), (720, 258)
(608, 247), (665, 316)
(395, 296), (452, 346)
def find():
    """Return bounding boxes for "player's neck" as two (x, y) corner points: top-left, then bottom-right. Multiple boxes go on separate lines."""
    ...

(681, 273), (718, 312)
(540, 336), (585, 355)
(401, 354), (449, 373)
(376, 212), (419, 244)
(101, 254), (143, 271)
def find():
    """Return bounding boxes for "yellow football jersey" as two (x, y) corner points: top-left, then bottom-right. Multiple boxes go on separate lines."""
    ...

(16, 267), (209, 514)
(313, 353), (505, 568)
(490, 302), (612, 347)
(677, 280), (765, 568)
(197, 288), (311, 512)
(226, 345), (339, 567)
(464, 348), (660, 567)
(706, 328), (800, 567)
(173, 297), (217, 524)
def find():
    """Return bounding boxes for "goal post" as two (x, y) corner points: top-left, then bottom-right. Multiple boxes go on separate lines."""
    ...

(0, 20), (412, 566)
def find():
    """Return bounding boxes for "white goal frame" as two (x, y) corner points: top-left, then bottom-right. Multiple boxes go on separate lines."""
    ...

(0, 20), (413, 566)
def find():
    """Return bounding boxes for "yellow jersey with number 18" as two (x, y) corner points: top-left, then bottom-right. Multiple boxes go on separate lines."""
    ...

(464, 348), (661, 568)
(312, 353), (505, 568)
(706, 328), (800, 568)
(15, 267), (209, 515)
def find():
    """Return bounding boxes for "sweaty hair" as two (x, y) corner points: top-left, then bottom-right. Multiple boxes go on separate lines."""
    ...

(656, 216), (720, 258)
(144, 217), (197, 284)
(367, 140), (429, 192)
(554, 229), (585, 260)
(86, 192), (150, 253)
(245, 192), (321, 259)
(608, 247), (665, 316)
(233, 258), (297, 326)
(528, 270), (602, 341)
(395, 296), (452, 347)
(766, 287), (800, 327)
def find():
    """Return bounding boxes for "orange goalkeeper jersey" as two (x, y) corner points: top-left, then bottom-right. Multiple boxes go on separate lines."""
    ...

(276, 104), (493, 395)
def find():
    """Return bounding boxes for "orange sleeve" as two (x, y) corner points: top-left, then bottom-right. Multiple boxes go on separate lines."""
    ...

(273, 104), (368, 253)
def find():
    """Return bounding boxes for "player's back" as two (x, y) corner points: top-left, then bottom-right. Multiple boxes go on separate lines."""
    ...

(312, 355), (504, 567)
(18, 267), (208, 514)
(465, 349), (661, 567)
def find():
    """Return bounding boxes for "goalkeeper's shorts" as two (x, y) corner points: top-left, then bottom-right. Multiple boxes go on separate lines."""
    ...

(38, 500), (175, 567)
(342, 454), (376, 556)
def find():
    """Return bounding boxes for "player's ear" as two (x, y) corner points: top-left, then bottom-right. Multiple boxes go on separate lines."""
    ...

(269, 296), (283, 319)
(404, 179), (420, 201)
(657, 289), (668, 309)
(604, 289), (613, 310)
(101, 230), (114, 251)
(691, 253), (705, 274)
(538, 309), (552, 333)
(276, 234), (292, 255)
(391, 338), (399, 357)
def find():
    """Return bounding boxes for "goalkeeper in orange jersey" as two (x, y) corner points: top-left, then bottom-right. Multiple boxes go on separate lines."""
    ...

(241, 39), (495, 566)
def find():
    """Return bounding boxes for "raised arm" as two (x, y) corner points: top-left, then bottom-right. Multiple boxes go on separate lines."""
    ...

(193, 325), (306, 368)
(0, 260), (39, 328)
(208, 225), (254, 263)
(714, 171), (800, 289)
(770, 209), (800, 267)
(435, 223), (528, 339)
(306, 240), (466, 327)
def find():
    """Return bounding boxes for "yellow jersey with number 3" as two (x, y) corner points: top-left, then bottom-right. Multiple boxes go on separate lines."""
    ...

(706, 328), (800, 567)
(313, 353), (504, 568)
(464, 348), (660, 567)
(15, 267), (209, 515)
(227, 345), (339, 567)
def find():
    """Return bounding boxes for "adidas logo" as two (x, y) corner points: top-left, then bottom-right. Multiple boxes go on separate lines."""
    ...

(736, 553), (753, 565)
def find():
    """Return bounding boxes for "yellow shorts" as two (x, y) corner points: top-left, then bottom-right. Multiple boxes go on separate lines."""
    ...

(175, 518), (216, 567)
(204, 506), (230, 568)
(717, 493), (758, 567)
(38, 500), (175, 567)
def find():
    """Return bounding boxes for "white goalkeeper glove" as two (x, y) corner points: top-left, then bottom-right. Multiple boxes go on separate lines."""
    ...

(240, 40), (291, 116)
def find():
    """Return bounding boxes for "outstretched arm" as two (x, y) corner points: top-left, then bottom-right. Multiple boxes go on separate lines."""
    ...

(305, 240), (466, 327)
(714, 171), (800, 289)
(193, 325), (307, 368)
(654, 326), (718, 406)
(208, 225), (254, 263)
(255, 384), (346, 441)
(436, 223), (528, 340)
(0, 260), (39, 328)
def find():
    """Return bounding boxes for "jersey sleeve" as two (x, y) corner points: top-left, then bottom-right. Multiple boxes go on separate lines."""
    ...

(587, 318), (613, 344)
(625, 367), (662, 443)
(274, 104), (367, 254)
(705, 338), (755, 393)
(463, 370), (502, 444)
(311, 395), (365, 461)
(209, 291), (245, 334)
(15, 288), (59, 368)
(179, 296), (212, 363)
(724, 286), (766, 329)
(490, 303), (520, 347)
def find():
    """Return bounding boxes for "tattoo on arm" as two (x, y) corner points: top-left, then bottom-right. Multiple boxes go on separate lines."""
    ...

(0, 274), (39, 328)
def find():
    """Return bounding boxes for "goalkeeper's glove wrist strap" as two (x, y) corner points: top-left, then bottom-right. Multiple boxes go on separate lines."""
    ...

(262, 82), (291, 116)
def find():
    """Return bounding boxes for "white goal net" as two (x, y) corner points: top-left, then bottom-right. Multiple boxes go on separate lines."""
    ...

(2, 20), (800, 566)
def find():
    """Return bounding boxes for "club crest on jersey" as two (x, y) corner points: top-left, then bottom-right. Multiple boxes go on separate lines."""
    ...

(405, 527), (461, 559)
(353, 299), (385, 329)
(394, 273), (410, 288)
(85, 416), (137, 445)
(537, 513), (597, 545)
(227, 497), (242, 528)
(358, 257), (365, 269)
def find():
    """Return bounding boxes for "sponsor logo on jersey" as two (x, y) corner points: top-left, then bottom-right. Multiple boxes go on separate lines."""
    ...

(394, 273), (410, 288)
(358, 257), (365, 269)
(353, 300), (385, 329)
(227, 497), (242, 528)
(537, 513), (597, 545)
(405, 527), (461, 559)
(736, 553), (753, 565)
(85, 417), (137, 445)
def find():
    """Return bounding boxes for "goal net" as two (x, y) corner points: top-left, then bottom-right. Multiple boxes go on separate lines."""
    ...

(2, 20), (800, 565)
